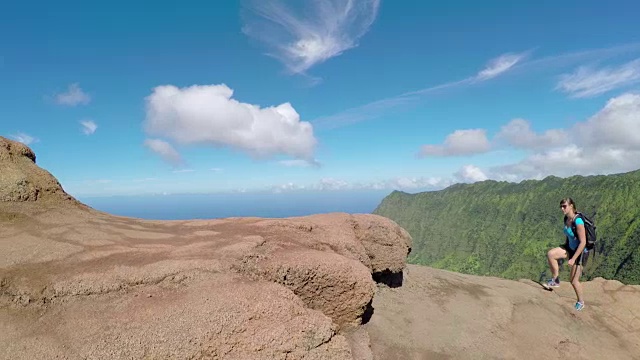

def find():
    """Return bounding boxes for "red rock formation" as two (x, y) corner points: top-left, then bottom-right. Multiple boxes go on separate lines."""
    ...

(0, 136), (78, 203)
(0, 136), (412, 359)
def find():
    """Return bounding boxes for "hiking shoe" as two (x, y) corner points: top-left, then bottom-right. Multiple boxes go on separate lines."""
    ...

(544, 278), (560, 289)
(575, 302), (585, 311)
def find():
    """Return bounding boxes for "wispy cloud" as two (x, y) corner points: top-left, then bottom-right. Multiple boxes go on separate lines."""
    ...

(133, 177), (158, 182)
(10, 132), (38, 145)
(172, 169), (195, 173)
(309, 94), (419, 129)
(241, 0), (380, 76)
(476, 52), (530, 81)
(556, 58), (640, 98)
(54, 83), (91, 106)
(80, 120), (98, 135)
(522, 42), (640, 74)
(313, 50), (530, 129)
(278, 159), (321, 168)
(312, 43), (640, 130)
(399, 52), (531, 98)
(143, 138), (184, 167)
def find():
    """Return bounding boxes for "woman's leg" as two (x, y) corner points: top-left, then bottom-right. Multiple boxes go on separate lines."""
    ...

(570, 263), (584, 305)
(547, 247), (567, 280)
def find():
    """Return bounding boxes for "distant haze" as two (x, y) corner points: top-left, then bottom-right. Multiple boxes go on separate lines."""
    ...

(80, 190), (392, 220)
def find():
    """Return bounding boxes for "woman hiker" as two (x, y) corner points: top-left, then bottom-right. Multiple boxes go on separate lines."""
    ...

(543, 197), (589, 311)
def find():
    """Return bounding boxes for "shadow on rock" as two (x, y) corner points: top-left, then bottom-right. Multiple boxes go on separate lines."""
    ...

(373, 270), (404, 288)
(362, 299), (374, 325)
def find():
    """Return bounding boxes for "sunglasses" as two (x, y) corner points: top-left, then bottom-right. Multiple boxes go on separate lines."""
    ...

(560, 204), (568, 209)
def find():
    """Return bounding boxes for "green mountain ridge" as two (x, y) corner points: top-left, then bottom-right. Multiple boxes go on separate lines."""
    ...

(372, 169), (640, 285)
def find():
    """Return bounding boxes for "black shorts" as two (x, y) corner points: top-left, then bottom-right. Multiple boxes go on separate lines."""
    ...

(561, 242), (589, 266)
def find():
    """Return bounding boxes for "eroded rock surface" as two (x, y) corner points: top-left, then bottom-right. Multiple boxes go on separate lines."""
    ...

(366, 264), (640, 360)
(0, 136), (79, 204)
(0, 136), (412, 359)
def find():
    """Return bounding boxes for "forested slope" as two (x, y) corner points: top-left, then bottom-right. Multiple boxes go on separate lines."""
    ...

(373, 169), (640, 284)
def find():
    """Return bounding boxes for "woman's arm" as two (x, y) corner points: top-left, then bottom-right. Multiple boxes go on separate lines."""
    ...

(573, 223), (587, 262)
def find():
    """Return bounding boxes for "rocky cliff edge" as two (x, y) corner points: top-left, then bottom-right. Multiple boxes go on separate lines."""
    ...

(0, 136), (412, 359)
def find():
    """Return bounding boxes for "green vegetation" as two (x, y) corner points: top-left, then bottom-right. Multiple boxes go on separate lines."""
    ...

(372, 169), (640, 284)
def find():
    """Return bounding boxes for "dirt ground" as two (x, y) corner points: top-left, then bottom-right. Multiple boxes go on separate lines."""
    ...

(365, 264), (640, 360)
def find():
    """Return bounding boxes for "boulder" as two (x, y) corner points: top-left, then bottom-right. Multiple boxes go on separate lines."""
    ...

(0, 136), (77, 203)
(0, 136), (413, 359)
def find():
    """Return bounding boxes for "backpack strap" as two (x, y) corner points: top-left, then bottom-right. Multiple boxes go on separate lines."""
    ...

(572, 212), (596, 261)
(571, 213), (589, 251)
(571, 213), (581, 237)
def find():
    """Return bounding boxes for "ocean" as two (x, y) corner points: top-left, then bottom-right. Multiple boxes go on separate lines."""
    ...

(79, 190), (392, 220)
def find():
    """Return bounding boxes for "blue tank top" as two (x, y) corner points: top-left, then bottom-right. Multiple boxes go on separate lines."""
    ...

(564, 216), (587, 252)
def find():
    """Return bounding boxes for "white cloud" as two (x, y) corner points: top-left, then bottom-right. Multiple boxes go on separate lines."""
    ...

(272, 182), (306, 193)
(488, 144), (640, 181)
(418, 119), (567, 158)
(313, 178), (351, 191)
(172, 169), (195, 173)
(416, 93), (640, 183)
(368, 176), (451, 190)
(143, 84), (317, 162)
(489, 92), (640, 180)
(241, 0), (380, 75)
(55, 83), (91, 106)
(454, 165), (488, 183)
(574, 93), (640, 149)
(10, 132), (37, 145)
(494, 118), (567, 150)
(476, 52), (528, 81)
(80, 120), (97, 135)
(556, 59), (640, 98)
(210, 168), (223, 172)
(419, 129), (491, 157)
(273, 181), (323, 192)
(144, 138), (183, 167)
(267, 176), (451, 193)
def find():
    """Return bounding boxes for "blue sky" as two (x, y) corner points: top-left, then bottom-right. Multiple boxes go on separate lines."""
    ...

(2, 0), (640, 198)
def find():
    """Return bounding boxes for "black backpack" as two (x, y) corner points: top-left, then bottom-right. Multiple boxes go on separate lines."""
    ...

(571, 212), (597, 252)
